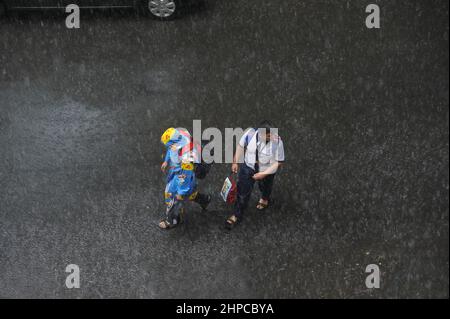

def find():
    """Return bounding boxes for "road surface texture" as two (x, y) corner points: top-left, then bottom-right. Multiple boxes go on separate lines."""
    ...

(0, 0), (448, 298)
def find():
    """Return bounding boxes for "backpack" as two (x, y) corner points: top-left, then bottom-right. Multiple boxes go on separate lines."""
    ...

(194, 141), (212, 180)
(178, 140), (211, 180)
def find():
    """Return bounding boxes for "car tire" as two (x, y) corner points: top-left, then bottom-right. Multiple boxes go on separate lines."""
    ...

(143, 0), (182, 20)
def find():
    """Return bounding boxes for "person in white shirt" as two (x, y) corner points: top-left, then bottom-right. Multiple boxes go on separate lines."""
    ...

(226, 121), (285, 229)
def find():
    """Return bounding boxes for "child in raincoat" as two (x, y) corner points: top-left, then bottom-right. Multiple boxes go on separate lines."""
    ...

(159, 127), (211, 229)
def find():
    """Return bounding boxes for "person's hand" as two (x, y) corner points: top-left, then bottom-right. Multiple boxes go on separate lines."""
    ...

(231, 163), (239, 174)
(252, 172), (267, 180)
(161, 161), (168, 173)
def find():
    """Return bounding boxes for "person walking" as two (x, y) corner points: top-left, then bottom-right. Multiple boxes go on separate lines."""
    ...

(159, 127), (211, 230)
(226, 121), (285, 229)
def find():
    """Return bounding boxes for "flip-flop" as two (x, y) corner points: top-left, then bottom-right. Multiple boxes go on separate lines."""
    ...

(256, 200), (270, 210)
(225, 215), (239, 230)
(158, 220), (175, 230)
(158, 218), (182, 230)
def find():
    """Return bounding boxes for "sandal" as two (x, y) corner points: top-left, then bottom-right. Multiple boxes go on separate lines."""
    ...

(159, 220), (176, 230)
(225, 215), (239, 229)
(256, 199), (270, 210)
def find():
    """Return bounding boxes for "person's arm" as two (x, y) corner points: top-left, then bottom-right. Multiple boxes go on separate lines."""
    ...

(253, 137), (284, 180)
(165, 150), (171, 163)
(231, 144), (245, 173)
(161, 150), (171, 172)
(232, 128), (253, 173)
(252, 161), (281, 180)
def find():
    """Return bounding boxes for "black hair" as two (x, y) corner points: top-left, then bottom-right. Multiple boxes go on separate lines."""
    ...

(259, 120), (274, 132)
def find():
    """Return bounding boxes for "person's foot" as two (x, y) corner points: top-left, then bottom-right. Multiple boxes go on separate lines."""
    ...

(159, 211), (184, 230)
(256, 198), (269, 210)
(203, 194), (212, 210)
(199, 194), (212, 211)
(159, 220), (175, 230)
(225, 215), (239, 230)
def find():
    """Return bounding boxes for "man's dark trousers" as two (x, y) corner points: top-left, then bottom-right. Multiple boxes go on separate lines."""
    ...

(234, 164), (275, 220)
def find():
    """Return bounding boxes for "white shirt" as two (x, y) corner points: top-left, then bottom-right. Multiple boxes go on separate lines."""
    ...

(239, 128), (285, 172)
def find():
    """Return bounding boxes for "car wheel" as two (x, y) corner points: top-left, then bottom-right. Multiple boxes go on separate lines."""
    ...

(146, 0), (181, 20)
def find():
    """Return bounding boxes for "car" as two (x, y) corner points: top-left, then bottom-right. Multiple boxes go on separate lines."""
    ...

(0, 0), (188, 20)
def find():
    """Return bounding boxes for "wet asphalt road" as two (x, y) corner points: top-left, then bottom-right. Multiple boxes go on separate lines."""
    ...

(0, 0), (448, 298)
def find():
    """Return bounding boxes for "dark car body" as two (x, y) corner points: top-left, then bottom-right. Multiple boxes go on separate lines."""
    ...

(0, 0), (189, 19)
(3, 0), (140, 9)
